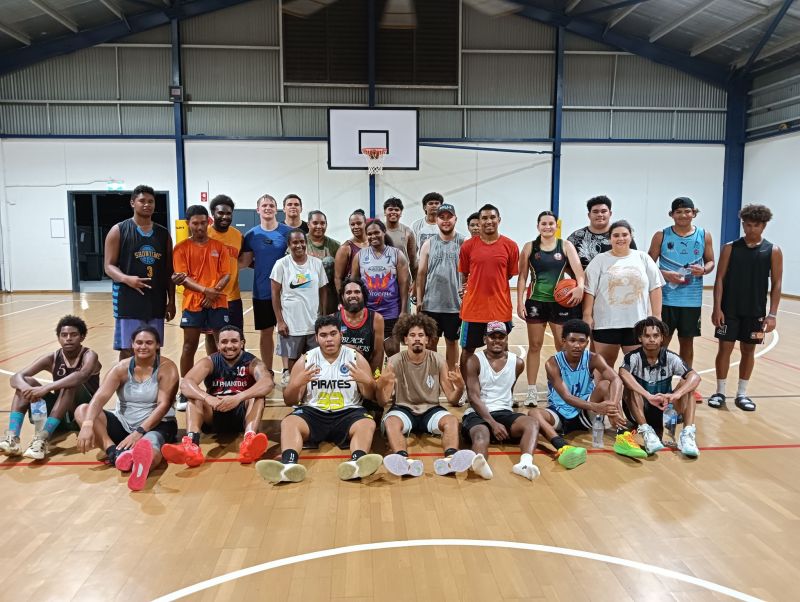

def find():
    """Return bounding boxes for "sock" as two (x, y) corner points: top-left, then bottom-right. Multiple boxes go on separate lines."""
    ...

(43, 417), (61, 437)
(281, 449), (299, 464)
(527, 384), (538, 393)
(444, 448), (458, 457)
(8, 411), (24, 437)
(551, 436), (568, 450)
(737, 379), (749, 397)
(519, 453), (533, 466)
(716, 379), (727, 395)
(396, 450), (408, 458)
(188, 431), (200, 446)
(244, 429), (255, 436)
(351, 449), (366, 461)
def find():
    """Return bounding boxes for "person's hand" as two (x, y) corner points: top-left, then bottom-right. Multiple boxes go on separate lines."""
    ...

(458, 284), (466, 300)
(662, 270), (686, 285)
(171, 272), (187, 286)
(489, 420), (509, 441)
(517, 304), (527, 321)
(77, 422), (94, 454)
(203, 288), (222, 306)
(165, 301), (176, 322)
(764, 315), (777, 333)
(21, 385), (49, 402)
(347, 360), (372, 386)
(377, 362), (396, 393)
(116, 430), (142, 451)
(296, 363), (320, 388)
(567, 285), (584, 307)
(276, 320), (289, 337)
(648, 393), (668, 410)
(583, 315), (594, 330)
(125, 275), (152, 295)
(596, 400), (618, 415)
(608, 411), (627, 430)
(711, 307), (725, 328)
(446, 369), (464, 391)
(416, 301), (425, 314)
(216, 396), (241, 412)
(688, 264), (704, 277)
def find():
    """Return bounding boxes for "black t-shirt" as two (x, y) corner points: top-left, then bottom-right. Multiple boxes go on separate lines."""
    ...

(281, 219), (309, 234)
(113, 219), (171, 320)
(567, 226), (637, 269)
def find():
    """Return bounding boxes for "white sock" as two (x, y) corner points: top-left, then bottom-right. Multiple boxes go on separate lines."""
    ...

(737, 379), (749, 397)
(519, 453), (534, 467)
(527, 384), (538, 393)
(471, 453), (493, 479)
(716, 379), (727, 395)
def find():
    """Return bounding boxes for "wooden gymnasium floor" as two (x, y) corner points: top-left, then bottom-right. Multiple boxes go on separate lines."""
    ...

(1, 290), (799, 602)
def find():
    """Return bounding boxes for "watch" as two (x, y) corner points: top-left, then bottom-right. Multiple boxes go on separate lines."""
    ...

(135, 426), (146, 435)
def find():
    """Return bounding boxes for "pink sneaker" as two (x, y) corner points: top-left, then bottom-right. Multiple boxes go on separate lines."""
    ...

(115, 449), (133, 472)
(127, 439), (153, 491)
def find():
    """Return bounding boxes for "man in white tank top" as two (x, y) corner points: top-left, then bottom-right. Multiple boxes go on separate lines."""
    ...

(256, 316), (382, 484)
(461, 321), (542, 481)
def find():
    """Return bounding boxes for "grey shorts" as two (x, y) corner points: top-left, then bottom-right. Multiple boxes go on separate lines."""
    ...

(277, 333), (318, 359)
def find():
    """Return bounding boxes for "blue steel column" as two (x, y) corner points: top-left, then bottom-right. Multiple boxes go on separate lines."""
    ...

(550, 26), (565, 214)
(171, 18), (187, 219)
(367, 0), (377, 218)
(720, 77), (747, 246)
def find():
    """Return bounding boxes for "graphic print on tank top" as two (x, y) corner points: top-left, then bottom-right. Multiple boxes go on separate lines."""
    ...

(304, 346), (362, 411)
(358, 246), (400, 319)
(336, 308), (375, 362)
(528, 239), (569, 302)
(53, 348), (100, 392)
(204, 352), (257, 396)
(113, 219), (170, 319)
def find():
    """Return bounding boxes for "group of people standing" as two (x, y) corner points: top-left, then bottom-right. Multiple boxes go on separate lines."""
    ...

(0, 185), (782, 491)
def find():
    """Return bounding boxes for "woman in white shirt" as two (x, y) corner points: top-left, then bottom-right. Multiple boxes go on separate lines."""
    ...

(583, 220), (665, 368)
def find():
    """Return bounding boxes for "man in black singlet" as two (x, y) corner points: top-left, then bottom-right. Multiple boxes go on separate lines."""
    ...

(709, 204), (783, 412)
(2, 315), (101, 460)
(162, 325), (275, 466)
(105, 184), (176, 360)
(334, 278), (385, 376)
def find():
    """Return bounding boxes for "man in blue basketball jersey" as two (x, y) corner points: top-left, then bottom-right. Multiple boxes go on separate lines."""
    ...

(647, 197), (714, 396)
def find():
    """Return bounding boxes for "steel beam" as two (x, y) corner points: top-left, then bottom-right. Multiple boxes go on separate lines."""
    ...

(0, 20), (32, 46)
(573, 0), (651, 19)
(29, 0), (79, 33)
(606, 5), (640, 31)
(691, 4), (781, 57)
(649, 0), (717, 43)
(720, 77), (748, 246)
(741, 0), (796, 74)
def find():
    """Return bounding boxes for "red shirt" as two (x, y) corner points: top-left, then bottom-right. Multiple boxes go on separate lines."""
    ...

(458, 235), (519, 322)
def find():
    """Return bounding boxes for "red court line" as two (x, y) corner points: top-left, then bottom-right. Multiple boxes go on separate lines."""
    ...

(760, 356), (800, 372)
(2, 442), (799, 467)
(0, 323), (104, 364)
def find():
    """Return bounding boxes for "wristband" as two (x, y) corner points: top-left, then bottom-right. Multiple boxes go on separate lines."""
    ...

(767, 313), (777, 318)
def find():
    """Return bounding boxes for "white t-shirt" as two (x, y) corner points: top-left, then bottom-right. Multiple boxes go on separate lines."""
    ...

(584, 250), (665, 330)
(270, 254), (328, 335)
(411, 218), (440, 258)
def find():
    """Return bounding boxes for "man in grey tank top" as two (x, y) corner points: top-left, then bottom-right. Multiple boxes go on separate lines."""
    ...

(416, 203), (465, 372)
(75, 326), (179, 491)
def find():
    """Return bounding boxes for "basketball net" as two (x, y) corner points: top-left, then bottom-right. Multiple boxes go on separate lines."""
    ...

(362, 147), (387, 175)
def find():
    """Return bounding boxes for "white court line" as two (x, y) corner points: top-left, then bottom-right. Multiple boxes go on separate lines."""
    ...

(0, 300), (66, 318)
(151, 539), (763, 602)
(695, 330), (779, 375)
(243, 305), (253, 316)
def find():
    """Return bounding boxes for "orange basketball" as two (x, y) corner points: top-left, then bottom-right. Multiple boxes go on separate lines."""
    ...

(554, 278), (579, 307)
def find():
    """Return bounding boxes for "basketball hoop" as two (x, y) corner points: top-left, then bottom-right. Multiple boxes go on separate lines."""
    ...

(362, 147), (387, 175)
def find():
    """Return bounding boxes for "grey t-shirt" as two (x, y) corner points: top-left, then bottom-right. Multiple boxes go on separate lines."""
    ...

(423, 233), (465, 313)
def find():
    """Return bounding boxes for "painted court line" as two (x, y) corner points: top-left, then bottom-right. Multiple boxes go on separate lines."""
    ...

(151, 538), (763, 602)
(0, 300), (66, 318)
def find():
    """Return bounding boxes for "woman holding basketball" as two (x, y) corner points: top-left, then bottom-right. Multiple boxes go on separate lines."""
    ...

(583, 220), (665, 368)
(517, 211), (585, 407)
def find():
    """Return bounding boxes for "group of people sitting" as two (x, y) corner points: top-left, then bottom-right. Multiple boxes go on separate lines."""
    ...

(0, 185), (781, 492)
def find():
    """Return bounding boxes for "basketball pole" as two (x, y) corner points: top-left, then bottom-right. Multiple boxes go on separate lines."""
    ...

(369, 173), (376, 218)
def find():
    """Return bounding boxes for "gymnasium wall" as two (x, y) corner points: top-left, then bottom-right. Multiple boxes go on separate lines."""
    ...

(0, 137), (725, 291)
(742, 130), (800, 297)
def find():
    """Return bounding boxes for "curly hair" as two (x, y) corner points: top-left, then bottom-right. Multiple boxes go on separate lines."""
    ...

(739, 204), (773, 224)
(634, 316), (669, 341)
(393, 313), (438, 341)
(56, 314), (88, 337)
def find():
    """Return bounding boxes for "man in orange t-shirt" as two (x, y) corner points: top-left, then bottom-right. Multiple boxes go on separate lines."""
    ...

(458, 203), (519, 382)
(173, 205), (231, 383)
(207, 194), (243, 354)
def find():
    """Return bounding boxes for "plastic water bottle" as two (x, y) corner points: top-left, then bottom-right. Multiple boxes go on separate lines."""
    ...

(663, 403), (678, 444)
(667, 266), (691, 289)
(31, 400), (47, 435)
(592, 415), (604, 449)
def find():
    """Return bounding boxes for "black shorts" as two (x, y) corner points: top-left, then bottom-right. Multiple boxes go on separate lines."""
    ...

(622, 390), (664, 438)
(290, 406), (374, 448)
(592, 327), (638, 346)
(201, 402), (247, 434)
(461, 409), (526, 441)
(253, 298), (277, 330)
(662, 305), (701, 338)
(384, 318), (399, 339)
(103, 410), (178, 445)
(180, 308), (229, 330)
(524, 299), (581, 324)
(544, 407), (593, 434)
(423, 311), (461, 341)
(460, 320), (514, 350)
(714, 315), (766, 344)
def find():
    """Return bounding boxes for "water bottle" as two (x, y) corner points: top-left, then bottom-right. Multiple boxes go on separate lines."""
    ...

(31, 400), (47, 435)
(663, 403), (678, 444)
(592, 415), (604, 449)
(667, 266), (691, 289)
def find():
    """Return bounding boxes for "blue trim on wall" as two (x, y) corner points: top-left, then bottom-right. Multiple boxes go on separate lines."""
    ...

(720, 78), (748, 246)
(171, 19), (187, 220)
(560, 138), (724, 144)
(551, 26), (565, 214)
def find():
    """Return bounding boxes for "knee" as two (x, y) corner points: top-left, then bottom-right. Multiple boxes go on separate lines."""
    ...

(357, 418), (376, 436)
(74, 405), (88, 421)
(521, 416), (539, 433)
(740, 344), (756, 358)
(471, 426), (490, 445)
(529, 340), (543, 353)
(595, 380), (610, 396)
(439, 415), (458, 432)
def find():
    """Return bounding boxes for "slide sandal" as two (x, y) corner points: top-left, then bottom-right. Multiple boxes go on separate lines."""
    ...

(707, 393), (726, 409)
(735, 396), (757, 412)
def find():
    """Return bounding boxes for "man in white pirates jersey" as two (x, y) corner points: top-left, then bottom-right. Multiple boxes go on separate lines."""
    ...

(256, 315), (382, 483)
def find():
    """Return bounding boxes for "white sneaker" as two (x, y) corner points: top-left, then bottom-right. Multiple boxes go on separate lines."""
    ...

(280, 370), (290, 389)
(434, 449), (476, 476)
(678, 425), (699, 458)
(337, 453), (383, 480)
(637, 423), (665, 455)
(0, 431), (21, 456)
(457, 390), (467, 407)
(383, 453), (424, 477)
(471, 453), (493, 479)
(524, 388), (539, 408)
(175, 393), (188, 412)
(512, 462), (540, 481)
(23, 435), (48, 460)
(255, 459), (307, 483)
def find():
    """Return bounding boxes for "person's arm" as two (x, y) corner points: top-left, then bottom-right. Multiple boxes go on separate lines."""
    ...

(582, 292), (595, 330)
(370, 313), (385, 374)
(439, 356), (464, 405)
(669, 370), (701, 400)
(644, 253), (663, 319)
(348, 352), (377, 400)
(238, 250), (253, 270)
(76, 362), (127, 453)
(516, 242), (531, 321)
(590, 353), (625, 427)
(647, 230), (662, 263)
(407, 229), (418, 281)
(618, 367), (659, 406)
(375, 360), (397, 407)
(350, 250), (361, 282)
(712, 243), (732, 327)
(689, 230), (715, 279)
(563, 240), (586, 307)
(178, 357), (215, 403)
(334, 244), (351, 294)
(458, 242), (470, 300)
(317, 259), (329, 316)
(765, 245), (783, 333)
(649, 287), (662, 321)
(416, 239), (431, 313)
(10, 354), (56, 401)
(165, 234), (176, 321)
(282, 355), (317, 406)
(397, 252), (409, 315)
(507, 239), (520, 279)
(271, 279), (288, 337)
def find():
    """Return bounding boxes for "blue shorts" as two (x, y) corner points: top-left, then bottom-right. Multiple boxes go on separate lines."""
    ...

(113, 318), (165, 350)
(180, 308), (229, 330)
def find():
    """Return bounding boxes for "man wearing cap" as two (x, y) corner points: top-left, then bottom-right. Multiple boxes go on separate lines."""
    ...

(647, 197), (714, 397)
(416, 203), (466, 372)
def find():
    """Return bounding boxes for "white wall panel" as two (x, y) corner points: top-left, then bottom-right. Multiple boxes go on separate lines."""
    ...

(743, 131), (800, 296)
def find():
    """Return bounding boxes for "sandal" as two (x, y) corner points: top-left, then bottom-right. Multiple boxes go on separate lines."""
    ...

(707, 393), (726, 409)
(735, 396), (757, 412)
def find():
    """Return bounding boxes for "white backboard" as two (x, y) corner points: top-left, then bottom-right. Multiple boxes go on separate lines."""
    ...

(328, 108), (419, 170)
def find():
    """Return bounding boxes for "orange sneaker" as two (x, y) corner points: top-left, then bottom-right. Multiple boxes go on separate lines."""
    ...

(238, 432), (268, 464)
(693, 390), (703, 403)
(162, 436), (204, 467)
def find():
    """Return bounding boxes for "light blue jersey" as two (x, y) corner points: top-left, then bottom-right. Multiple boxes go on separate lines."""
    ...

(660, 226), (705, 308)
(547, 350), (595, 419)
